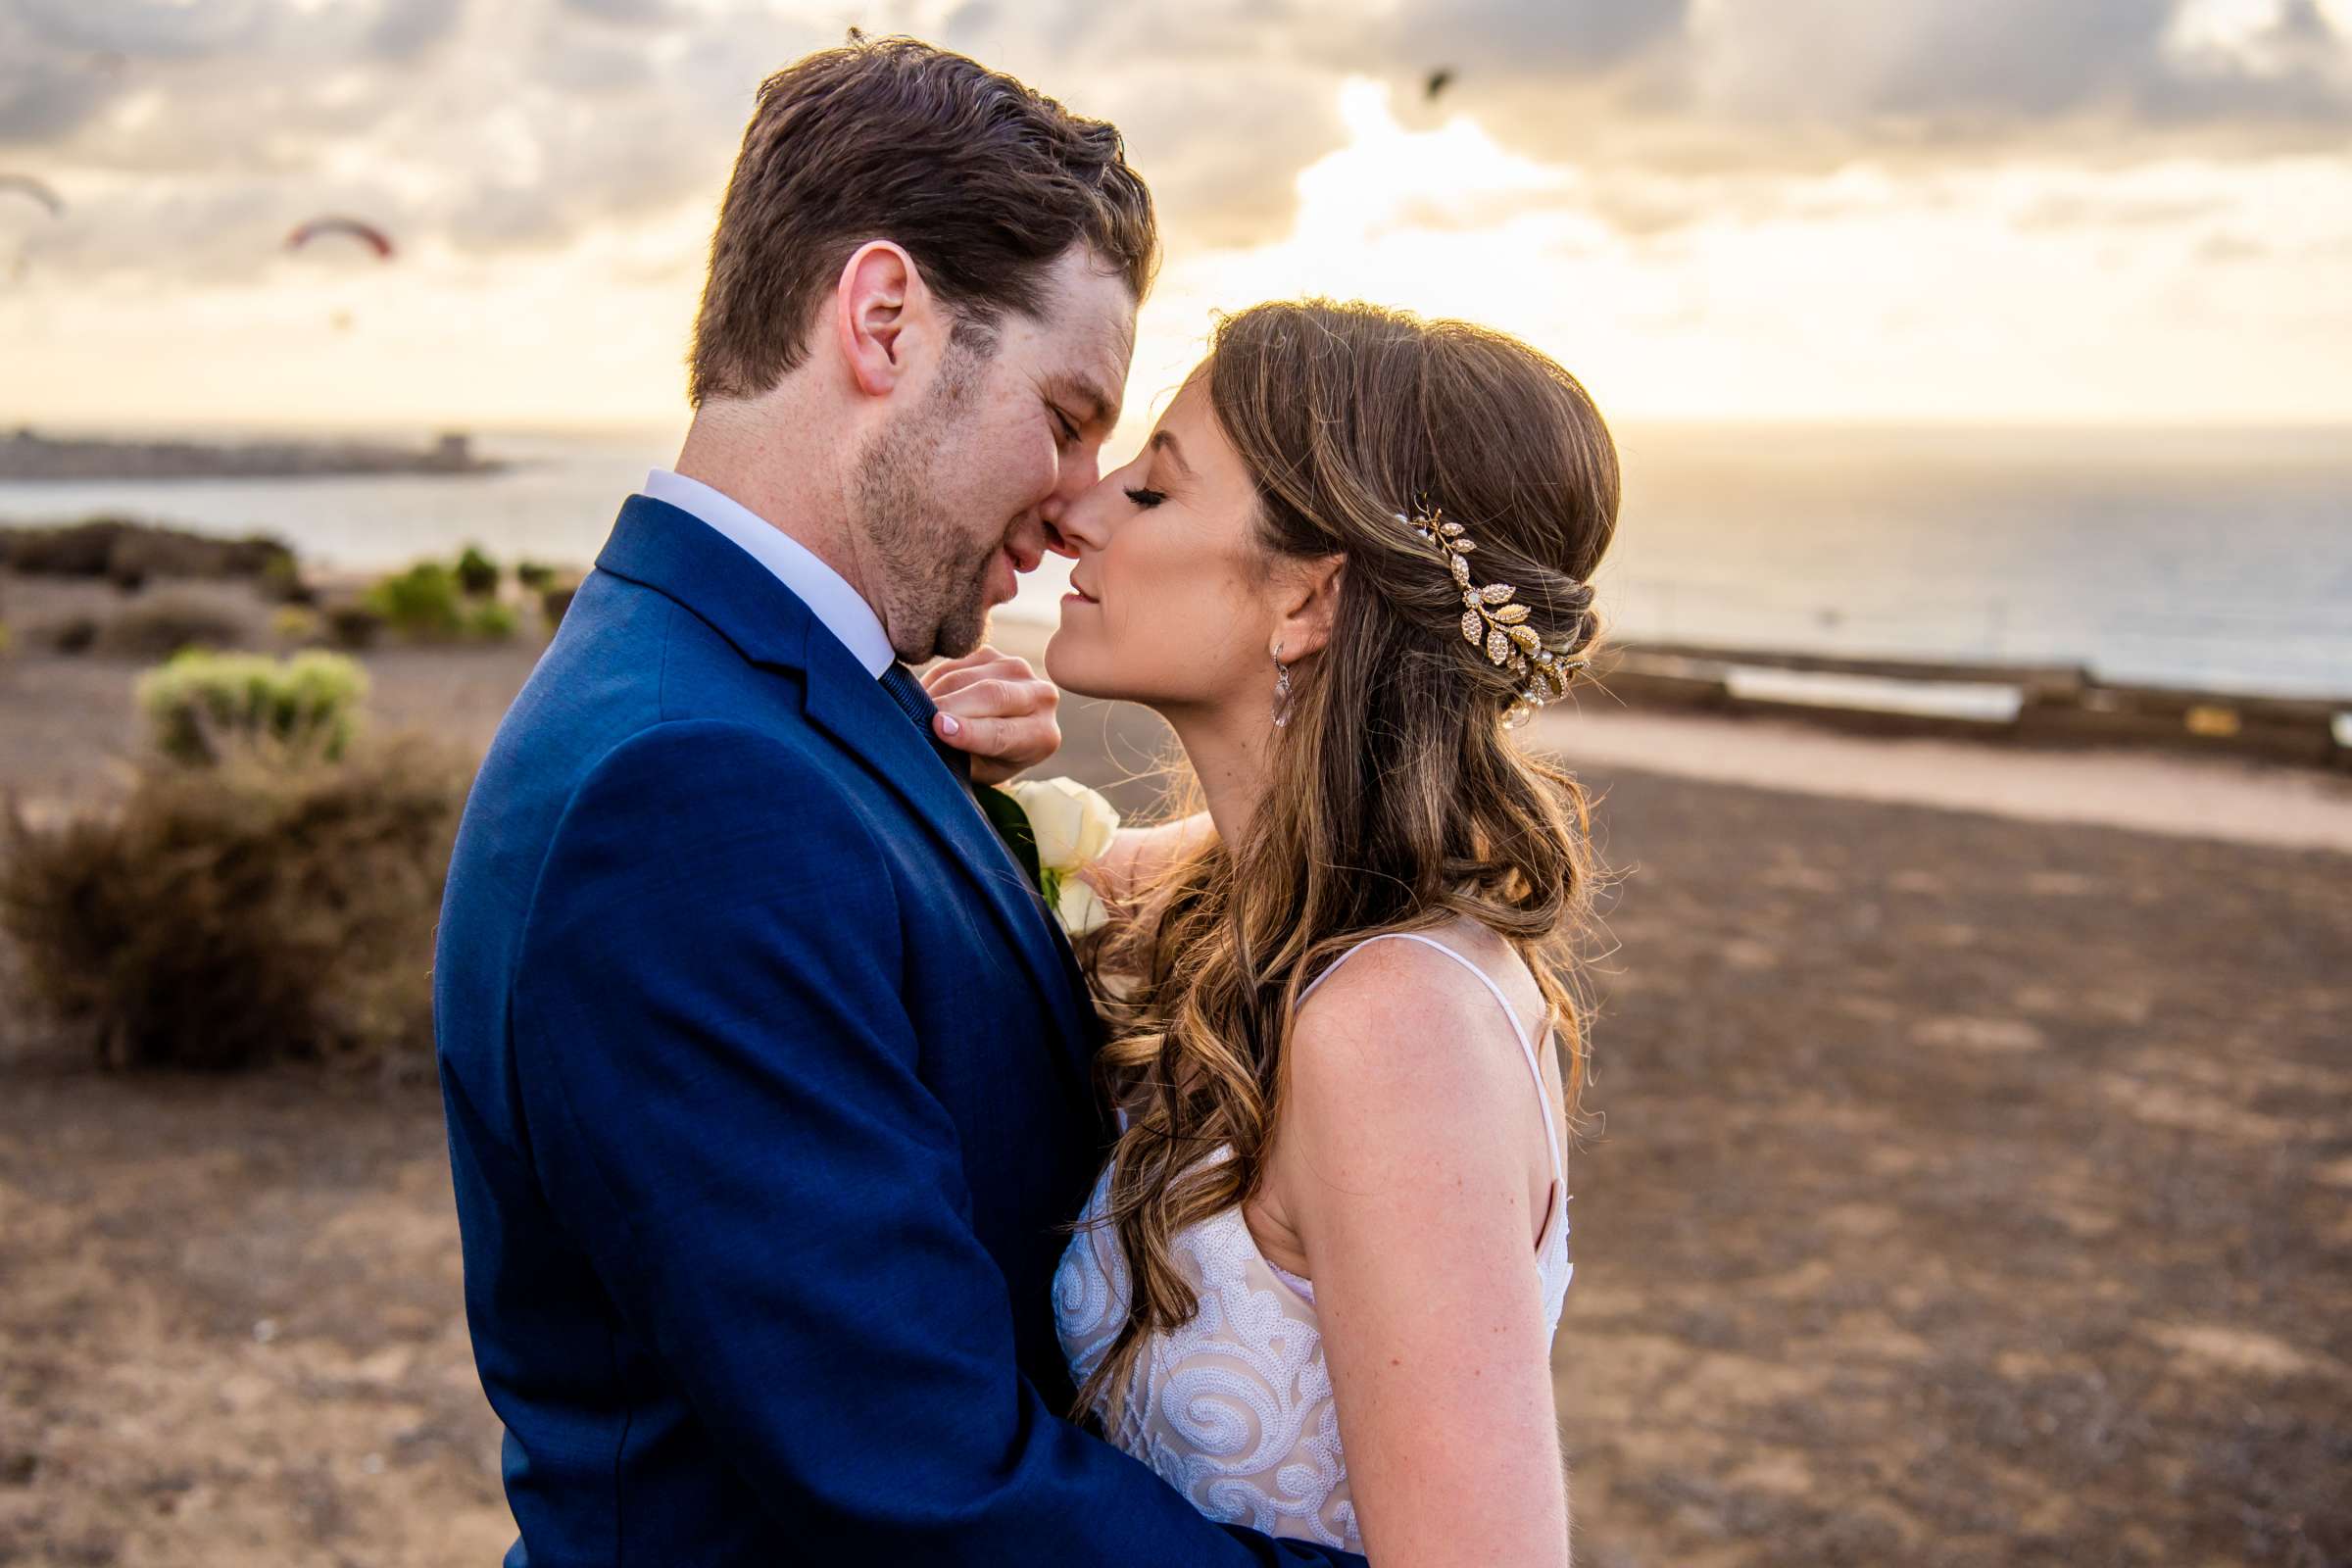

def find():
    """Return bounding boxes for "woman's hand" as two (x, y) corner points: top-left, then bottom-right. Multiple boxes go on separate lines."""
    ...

(920, 646), (1061, 787)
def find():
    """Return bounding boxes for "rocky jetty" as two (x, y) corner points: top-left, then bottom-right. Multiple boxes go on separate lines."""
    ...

(0, 428), (504, 480)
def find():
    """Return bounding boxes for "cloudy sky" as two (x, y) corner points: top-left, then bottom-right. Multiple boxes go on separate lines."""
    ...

(2, 0), (2349, 434)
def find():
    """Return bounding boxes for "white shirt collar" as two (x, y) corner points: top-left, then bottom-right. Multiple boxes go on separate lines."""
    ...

(637, 468), (894, 678)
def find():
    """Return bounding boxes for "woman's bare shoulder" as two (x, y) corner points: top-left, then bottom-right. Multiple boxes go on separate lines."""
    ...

(1284, 929), (1538, 1136)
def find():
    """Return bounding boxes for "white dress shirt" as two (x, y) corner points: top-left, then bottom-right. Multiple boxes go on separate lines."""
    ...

(638, 467), (894, 678)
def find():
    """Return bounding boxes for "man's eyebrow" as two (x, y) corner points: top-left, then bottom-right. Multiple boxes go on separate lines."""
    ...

(1149, 429), (1194, 477)
(1049, 371), (1121, 432)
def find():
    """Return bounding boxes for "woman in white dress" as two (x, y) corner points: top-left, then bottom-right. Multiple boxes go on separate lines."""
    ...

(1039, 299), (1619, 1564)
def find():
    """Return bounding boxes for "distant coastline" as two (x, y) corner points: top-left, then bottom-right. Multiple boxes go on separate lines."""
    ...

(0, 427), (506, 482)
(0, 424), (2341, 704)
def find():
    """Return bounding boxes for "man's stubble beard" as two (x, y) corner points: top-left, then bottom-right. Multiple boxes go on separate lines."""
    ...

(850, 351), (1004, 664)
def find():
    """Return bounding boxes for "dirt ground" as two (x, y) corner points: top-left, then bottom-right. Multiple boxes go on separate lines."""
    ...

(1, 581), (2347, 1566)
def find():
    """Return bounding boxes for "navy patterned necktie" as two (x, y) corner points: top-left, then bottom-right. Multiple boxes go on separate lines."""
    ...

(877, 662), (972, 786)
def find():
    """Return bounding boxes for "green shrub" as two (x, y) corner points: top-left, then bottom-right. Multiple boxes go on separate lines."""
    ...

(466, 601), (519, 641)
(0, 739), (466, 1072)
(542, 583), (576, 629)
(96, 592), (248, 659)
(137, 648), (368, 767)
(365, 563), (464, 638)
(515, 560), (557, 592)
(455, 544), (500, 598)
(323, 601), (384, 650)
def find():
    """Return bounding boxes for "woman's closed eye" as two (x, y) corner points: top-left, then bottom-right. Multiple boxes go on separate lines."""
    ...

(1124, 486), (1166, 509)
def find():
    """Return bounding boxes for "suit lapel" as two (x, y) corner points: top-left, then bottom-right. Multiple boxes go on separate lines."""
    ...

(595, 497), (1097, 1102)
(802, 644), (1098, 1101)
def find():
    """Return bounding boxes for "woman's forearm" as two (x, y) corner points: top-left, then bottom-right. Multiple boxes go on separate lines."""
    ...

(1084, 812), (1215, 906)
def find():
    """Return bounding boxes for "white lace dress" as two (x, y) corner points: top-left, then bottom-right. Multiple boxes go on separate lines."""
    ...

(1053, 933), (1573, 1554)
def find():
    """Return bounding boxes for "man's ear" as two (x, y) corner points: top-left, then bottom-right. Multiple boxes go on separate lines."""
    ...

(1272, 554), (1347, 663)
(832, 240), (931, 400)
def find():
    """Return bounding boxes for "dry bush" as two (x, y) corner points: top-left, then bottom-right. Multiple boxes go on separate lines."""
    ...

(455, 544), (500, 598)
(0, 739), (466, 1073)
(97, 592), (251, 659)
(108, 528), (293, 594)
(2, 517), (292, 590)
(259, 552), (313, 605)
(323, 601), (385, 650)
(0, 518), (123, 576)
(270, 605), (322, 645)
(46, 614), (99, 655)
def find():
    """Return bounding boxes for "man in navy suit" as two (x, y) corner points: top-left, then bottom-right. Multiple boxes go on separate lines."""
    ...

(433, 36), (1367, 1567)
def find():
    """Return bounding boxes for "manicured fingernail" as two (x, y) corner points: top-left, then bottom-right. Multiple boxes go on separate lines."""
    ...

(937, 712), (962, 737)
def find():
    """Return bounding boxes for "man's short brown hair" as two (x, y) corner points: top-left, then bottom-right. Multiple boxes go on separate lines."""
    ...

(687, 34), (1159, 406)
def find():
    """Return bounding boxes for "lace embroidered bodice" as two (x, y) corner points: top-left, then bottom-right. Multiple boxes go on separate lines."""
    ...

(1052, 933), (1572, 1554)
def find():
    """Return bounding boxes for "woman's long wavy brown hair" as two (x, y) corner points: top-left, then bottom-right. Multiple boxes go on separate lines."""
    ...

(1074, 299), (1621, 1418)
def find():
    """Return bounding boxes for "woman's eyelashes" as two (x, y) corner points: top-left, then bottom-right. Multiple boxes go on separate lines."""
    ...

(1123, 485), (1166, 509)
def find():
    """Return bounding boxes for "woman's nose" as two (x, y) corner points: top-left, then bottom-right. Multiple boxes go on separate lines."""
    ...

(1049, 470), (1122, 557)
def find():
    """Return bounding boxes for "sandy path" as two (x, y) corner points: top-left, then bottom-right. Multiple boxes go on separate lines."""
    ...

(1532, 701), (2352, 855)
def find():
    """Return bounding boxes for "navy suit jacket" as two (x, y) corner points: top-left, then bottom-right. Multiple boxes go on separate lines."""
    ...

(434, 497), (1367, 1566)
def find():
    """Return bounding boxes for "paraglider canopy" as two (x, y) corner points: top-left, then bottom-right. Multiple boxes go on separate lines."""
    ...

(0, 174), (64, 218)
(284, 216), (395, 260)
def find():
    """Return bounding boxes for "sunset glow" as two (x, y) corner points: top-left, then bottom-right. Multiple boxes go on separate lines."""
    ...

(1, 0), (2347, 432)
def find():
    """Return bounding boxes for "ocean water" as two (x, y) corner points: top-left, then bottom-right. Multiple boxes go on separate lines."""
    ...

(2, 423), (2346, 701)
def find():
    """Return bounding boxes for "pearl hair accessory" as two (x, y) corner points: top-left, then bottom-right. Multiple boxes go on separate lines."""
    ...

(1399, 502), (1591, 728)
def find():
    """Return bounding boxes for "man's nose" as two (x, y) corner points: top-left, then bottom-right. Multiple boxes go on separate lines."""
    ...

(1040, 449), (1101, 554)
(1042, 448), (1102, 523)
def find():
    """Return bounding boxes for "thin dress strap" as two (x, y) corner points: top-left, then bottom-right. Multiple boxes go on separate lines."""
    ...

(1297, 933), (1567, 1195)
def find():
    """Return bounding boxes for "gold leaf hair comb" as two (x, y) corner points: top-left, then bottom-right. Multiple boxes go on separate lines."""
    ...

(1397, 501), (1590, 727)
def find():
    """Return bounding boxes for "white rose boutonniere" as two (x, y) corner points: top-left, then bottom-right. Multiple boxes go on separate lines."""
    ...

(995, 776), (1120, 936)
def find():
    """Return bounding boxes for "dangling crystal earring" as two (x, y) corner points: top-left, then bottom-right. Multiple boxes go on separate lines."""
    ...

(1271, 643), (1294, 728)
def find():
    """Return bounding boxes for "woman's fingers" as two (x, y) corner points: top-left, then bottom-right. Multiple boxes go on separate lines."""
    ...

(929, 678), (1060, 784)
(920, 645), (1022, 700)
(924, 664), (1030, 706)
(929, 675), (1052, 721)
(916, 647), (1061, 784)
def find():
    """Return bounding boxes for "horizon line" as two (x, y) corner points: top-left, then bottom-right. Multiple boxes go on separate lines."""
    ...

(12, 414), (2352, 442)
